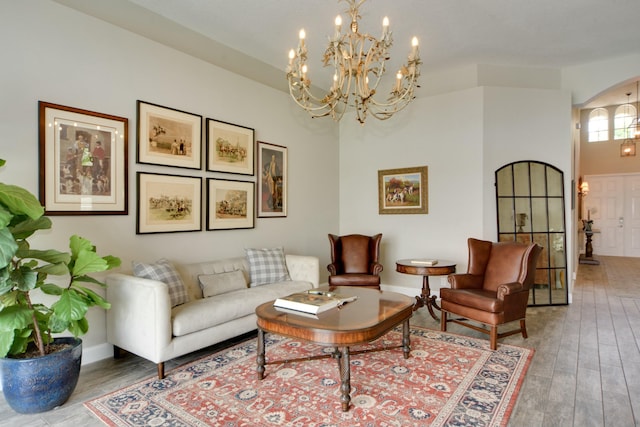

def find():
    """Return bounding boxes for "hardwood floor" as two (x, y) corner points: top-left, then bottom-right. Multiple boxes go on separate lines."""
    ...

(0, 256), (638, 426)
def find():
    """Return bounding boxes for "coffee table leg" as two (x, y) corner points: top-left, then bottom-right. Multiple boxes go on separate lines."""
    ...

(257, 328), (265, 380)
(402, 319), (411, 359)
(339, 347), (351, 412)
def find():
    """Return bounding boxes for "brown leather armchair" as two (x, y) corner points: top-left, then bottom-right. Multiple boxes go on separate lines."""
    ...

(440, 238), (542, 350)
(327, 233), (383, 289)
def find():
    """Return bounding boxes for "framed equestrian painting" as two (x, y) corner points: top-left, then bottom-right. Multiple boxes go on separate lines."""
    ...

(38, 101), (128, 215)
(137, 100), (202, 170)
(136, 172), (202, 234)
(378, 166), (428, 215)
(206, 118), (254, 175)
(257, 141), (287, 218)
(206, 178), (254, 230)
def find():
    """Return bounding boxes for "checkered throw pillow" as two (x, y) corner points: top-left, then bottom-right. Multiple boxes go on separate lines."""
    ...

(132, 258), (188, 307)
(245, 247), (291, 286)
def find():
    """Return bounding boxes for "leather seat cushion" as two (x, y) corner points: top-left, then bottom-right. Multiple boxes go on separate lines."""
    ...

(328, 274), (380, 286)
(439, 288), (503, 313)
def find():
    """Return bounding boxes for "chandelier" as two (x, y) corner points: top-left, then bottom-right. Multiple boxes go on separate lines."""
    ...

(622, 84), (638, 157)
(286, 0), (421, 124)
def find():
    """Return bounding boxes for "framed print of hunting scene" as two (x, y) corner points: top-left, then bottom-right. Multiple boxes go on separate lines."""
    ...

(378, 165), (428, 215)
(137, 100), (202, 170)
(206, 118), (254, 175)
(136, 172), (202, 234)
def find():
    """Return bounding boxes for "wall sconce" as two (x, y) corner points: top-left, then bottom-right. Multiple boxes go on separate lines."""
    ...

(578, 181), (589, 197)
(621, 139), (636, 157)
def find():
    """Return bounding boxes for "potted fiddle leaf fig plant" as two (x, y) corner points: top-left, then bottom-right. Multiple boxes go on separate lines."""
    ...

(0, 158), (121, 413)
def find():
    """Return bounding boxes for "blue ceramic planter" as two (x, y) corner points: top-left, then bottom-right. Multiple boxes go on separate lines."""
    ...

(0, 337), (82, 414)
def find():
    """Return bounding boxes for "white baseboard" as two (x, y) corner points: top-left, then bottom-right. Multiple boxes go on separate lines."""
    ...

(82, 342), (113, 366)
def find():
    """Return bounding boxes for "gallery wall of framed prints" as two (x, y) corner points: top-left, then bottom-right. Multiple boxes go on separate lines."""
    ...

(134, 99), (287, 234)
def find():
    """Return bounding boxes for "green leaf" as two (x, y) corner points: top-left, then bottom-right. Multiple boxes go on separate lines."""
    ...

(104, 255), (122, 270)
(72, 249), (108, 277)
(69, 235), (93, 259)
(0, 330), (16, 357)
(76, 286), (111, 309)
(0, 305), (33, 332)
(0, 159), (5, 167)
(11, 266), (38, 292)
(0, 205), (11, 229)
(17, 248), (71, 266)
(72, 274), (105, 287)
(0, 227), (18, 269)
(51, 289), (87, 322)
(67, 317), (89, 336)
(0, 183), (44, 220)
(39, 282), (64, 296)
(35, 262), (68, 276)
(48, 313), (68, 334)
(10, 216), (52, 240)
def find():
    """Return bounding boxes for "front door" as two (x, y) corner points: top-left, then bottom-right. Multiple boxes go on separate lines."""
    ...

(584, 173), (640, 257)
(624, 175), (640, 257)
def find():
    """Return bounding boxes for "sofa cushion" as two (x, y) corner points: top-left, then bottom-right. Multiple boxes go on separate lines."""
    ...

(175, 257), (249, 302)
(132, 258), (188, 307)
(171, 280), (313, 336)
(245, 247), (291, 286)
(198, 270), (248, 297)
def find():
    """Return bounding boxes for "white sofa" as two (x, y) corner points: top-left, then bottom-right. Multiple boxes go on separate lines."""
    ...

(106, 254), (319, 378)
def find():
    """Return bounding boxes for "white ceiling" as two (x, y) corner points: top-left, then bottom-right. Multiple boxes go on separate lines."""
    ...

(56, 0), (640, 108)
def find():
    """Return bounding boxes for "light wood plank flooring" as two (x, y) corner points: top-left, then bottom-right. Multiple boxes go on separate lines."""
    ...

(0, 256), (638, 426)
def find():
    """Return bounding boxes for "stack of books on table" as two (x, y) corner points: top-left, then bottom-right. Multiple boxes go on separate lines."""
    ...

(273, 290), (358, 315)
(410, 259), (438, 266)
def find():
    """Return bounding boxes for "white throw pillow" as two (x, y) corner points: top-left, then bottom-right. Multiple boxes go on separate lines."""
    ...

(245, 247), (291, 286)
(198, 270), (248, 297)
(132, 258), (188, 307)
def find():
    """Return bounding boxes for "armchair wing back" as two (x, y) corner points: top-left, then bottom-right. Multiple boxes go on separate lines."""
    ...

(440, 238), (542, 350)
(327, 233), (383, 288)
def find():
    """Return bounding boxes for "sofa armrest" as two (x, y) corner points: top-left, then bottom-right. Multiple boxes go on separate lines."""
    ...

(106, 273), (173, 363)
(285, 254), (319, 288)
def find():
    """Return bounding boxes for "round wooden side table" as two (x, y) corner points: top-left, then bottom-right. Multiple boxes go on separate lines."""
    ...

(396, 259), (456, 320)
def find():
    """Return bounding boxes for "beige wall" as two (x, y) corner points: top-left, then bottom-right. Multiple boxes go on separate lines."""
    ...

(579, 108), (640, 176)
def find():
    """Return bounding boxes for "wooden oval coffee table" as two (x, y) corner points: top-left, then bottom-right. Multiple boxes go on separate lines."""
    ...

(255, 286), (414, 412)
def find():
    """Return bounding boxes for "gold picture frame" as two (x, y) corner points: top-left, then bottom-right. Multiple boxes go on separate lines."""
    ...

(378, 166), (428, 215)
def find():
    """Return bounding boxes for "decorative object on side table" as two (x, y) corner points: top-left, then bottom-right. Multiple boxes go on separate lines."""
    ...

(579, 212), (600, 265)
(378, 166), (428, 214)
(0, 158), (121, 413)
(38, 101), (128, 215)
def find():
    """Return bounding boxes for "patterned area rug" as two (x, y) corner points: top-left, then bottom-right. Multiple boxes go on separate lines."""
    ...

(85, 327), (532, 426)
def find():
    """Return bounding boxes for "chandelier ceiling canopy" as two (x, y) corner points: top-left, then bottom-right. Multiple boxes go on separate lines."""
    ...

(286, 0), (421, 124)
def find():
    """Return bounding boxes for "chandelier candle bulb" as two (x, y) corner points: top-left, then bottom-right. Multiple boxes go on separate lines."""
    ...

(299, 29), (305, 47)
(382, 16), (389, 35)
